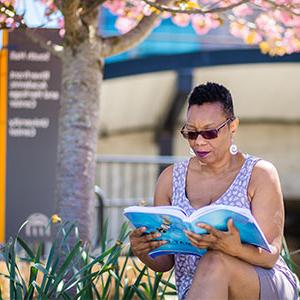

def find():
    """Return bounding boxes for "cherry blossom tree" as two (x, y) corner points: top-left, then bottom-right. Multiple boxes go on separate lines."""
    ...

(1, 0), (300, 244)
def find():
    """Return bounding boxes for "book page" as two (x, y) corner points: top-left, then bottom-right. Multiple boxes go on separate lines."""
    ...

(124, 205), (188, 219)
(189, 204), (253, 221)
(187, 204), (271, 252)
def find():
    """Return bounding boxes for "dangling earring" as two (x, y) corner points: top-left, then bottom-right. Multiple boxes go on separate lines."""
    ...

(189, 147), (195, 156)
(229, 143), (238, 155)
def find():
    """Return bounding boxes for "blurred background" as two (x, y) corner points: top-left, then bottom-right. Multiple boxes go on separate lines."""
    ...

(1, 0), (300, 272)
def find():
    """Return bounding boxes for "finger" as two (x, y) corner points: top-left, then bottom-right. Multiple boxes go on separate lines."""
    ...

(143, 232), (161, 242)
(130, 227), (147, 238)
(188, 236), (211, 249)
(136, 239), (167, 254)
(199, 234), (218, 243)
(227, 219), (238, 234)
(197, 223), (223, 238)
(148, 240), (168, 250)
(185, 231), (217, 243)
(132, 239), (167, 256)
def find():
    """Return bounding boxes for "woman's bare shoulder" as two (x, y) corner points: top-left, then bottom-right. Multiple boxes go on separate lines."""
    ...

(252, 159), (280, 183)
(249, 158), (282, 200)
(154, 164), (174, 206)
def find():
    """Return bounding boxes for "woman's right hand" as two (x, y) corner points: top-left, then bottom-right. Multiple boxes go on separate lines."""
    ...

(129, 227), (167, 258)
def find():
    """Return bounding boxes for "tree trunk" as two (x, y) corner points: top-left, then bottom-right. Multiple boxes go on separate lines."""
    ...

(56, 37), (103, 245)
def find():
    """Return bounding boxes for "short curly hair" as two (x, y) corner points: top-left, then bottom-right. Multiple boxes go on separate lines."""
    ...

(187, 82), (235, 118)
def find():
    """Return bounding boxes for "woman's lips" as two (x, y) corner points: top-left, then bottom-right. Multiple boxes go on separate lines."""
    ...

(196, 151), (210, 158)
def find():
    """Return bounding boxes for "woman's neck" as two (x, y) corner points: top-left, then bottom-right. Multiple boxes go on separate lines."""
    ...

(195, 152), (244, 176)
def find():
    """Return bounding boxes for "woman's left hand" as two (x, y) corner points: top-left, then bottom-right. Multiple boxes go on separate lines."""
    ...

(184, 219), (243, 257)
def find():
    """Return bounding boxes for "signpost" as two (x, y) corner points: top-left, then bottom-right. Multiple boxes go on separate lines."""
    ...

(0, 29), (61, 242)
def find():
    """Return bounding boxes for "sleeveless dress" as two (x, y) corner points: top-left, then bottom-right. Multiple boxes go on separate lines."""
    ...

(171, 155), (299, 300)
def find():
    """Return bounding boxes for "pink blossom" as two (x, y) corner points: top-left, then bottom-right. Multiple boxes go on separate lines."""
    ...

(103, 0), (126, 15)
(59, 28), (65, 37)
(209, 14), (222, 29)
(273, 10), (294, 26)
(115, 16), (137, 33)
(5, 16), (14, 25)
(0, 0), (16, 4)
(252, 0), (272, 9)
(256, 13), (284, 40)
(172, 14), (190, 27)
(219, 0), (243, 8)
(229, 20), (249, 39)
(232, 4), (253, 17)
(274, 0), (291, 5)
(191, 15), (213, 35)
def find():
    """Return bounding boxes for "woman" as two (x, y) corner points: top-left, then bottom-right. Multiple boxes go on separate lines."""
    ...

(129, 82), (299, 299)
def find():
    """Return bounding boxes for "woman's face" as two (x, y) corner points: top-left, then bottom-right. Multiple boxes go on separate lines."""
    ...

(185, 102), (237, 164)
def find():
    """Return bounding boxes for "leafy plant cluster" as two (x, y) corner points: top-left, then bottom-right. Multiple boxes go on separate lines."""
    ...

(0, 220), (176, 300)
(0, 218), (299, 299)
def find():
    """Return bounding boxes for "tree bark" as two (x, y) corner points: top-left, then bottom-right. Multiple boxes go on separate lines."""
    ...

(56, 35), (103, 245)
(54, 3), (163, 247)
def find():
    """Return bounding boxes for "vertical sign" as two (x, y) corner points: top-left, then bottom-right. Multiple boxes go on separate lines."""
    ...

(0, 31), (8, 243)
(3, 29), (62, 241)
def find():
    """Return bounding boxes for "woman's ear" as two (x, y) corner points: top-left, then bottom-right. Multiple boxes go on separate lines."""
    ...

(230, 117), (239, 134)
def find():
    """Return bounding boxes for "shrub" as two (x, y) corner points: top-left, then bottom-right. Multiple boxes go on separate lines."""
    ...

(0, 219), (176, 300)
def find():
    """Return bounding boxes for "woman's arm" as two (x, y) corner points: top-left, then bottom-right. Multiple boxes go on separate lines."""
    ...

(237, 159), (284, 268)
(185, 160), (284, 268)
(129, 165), (175, 272)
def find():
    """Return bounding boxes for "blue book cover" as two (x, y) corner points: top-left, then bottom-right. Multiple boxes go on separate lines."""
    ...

(124, 204), (271, 258)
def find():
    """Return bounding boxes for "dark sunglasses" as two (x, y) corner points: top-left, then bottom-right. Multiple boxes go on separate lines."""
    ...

(180, 118), (233, 140)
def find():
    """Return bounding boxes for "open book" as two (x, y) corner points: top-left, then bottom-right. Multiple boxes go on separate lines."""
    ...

(124, 204), (271, 258)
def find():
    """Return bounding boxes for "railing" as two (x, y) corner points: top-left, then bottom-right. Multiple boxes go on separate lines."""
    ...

(94, 155), (187, 244)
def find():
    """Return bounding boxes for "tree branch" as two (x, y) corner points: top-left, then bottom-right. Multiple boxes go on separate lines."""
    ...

(81, 0), (107, 17)
(142, 0), (300, 17)
(25, 28), (64, 58)
(101, 10), (162, 57)
(61, 0), (83, 44)
(142, 0), (250, 15)
(53, 0), (62, 11)
(262, 0), (300, 16)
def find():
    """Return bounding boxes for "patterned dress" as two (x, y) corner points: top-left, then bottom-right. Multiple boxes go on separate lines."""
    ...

(171, 154), (299, 300)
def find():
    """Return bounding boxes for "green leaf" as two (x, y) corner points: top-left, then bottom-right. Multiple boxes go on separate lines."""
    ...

(122, 264), (147, 299)
(101, 219), (109, 252)
(160, 277), (176, 290)
(33, 263), (50, 276)
(146, 268), (153, 295)
(44, 256), (60, 295)
(48, 240), (82, 294)
(151, 271), (163, 299)
(101, 272), (112, 299)
(132, 285), (147, 300)
(16, 237), (35, 260)
(60, 270), (100, 294)
(32, 281), (47, 300)
(63, 246), (116, 288)
(35, 242), (43, 263)
(91, 281), (101, 300)
(40, 238), (58, 293)
(119, 252), (130, 283)
(8, 239), (17, 300)
(24, 265), (38, 300)
(159, 269), (176, 299)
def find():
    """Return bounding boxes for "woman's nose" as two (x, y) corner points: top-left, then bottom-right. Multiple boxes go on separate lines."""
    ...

(195, 133), (207, 145)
